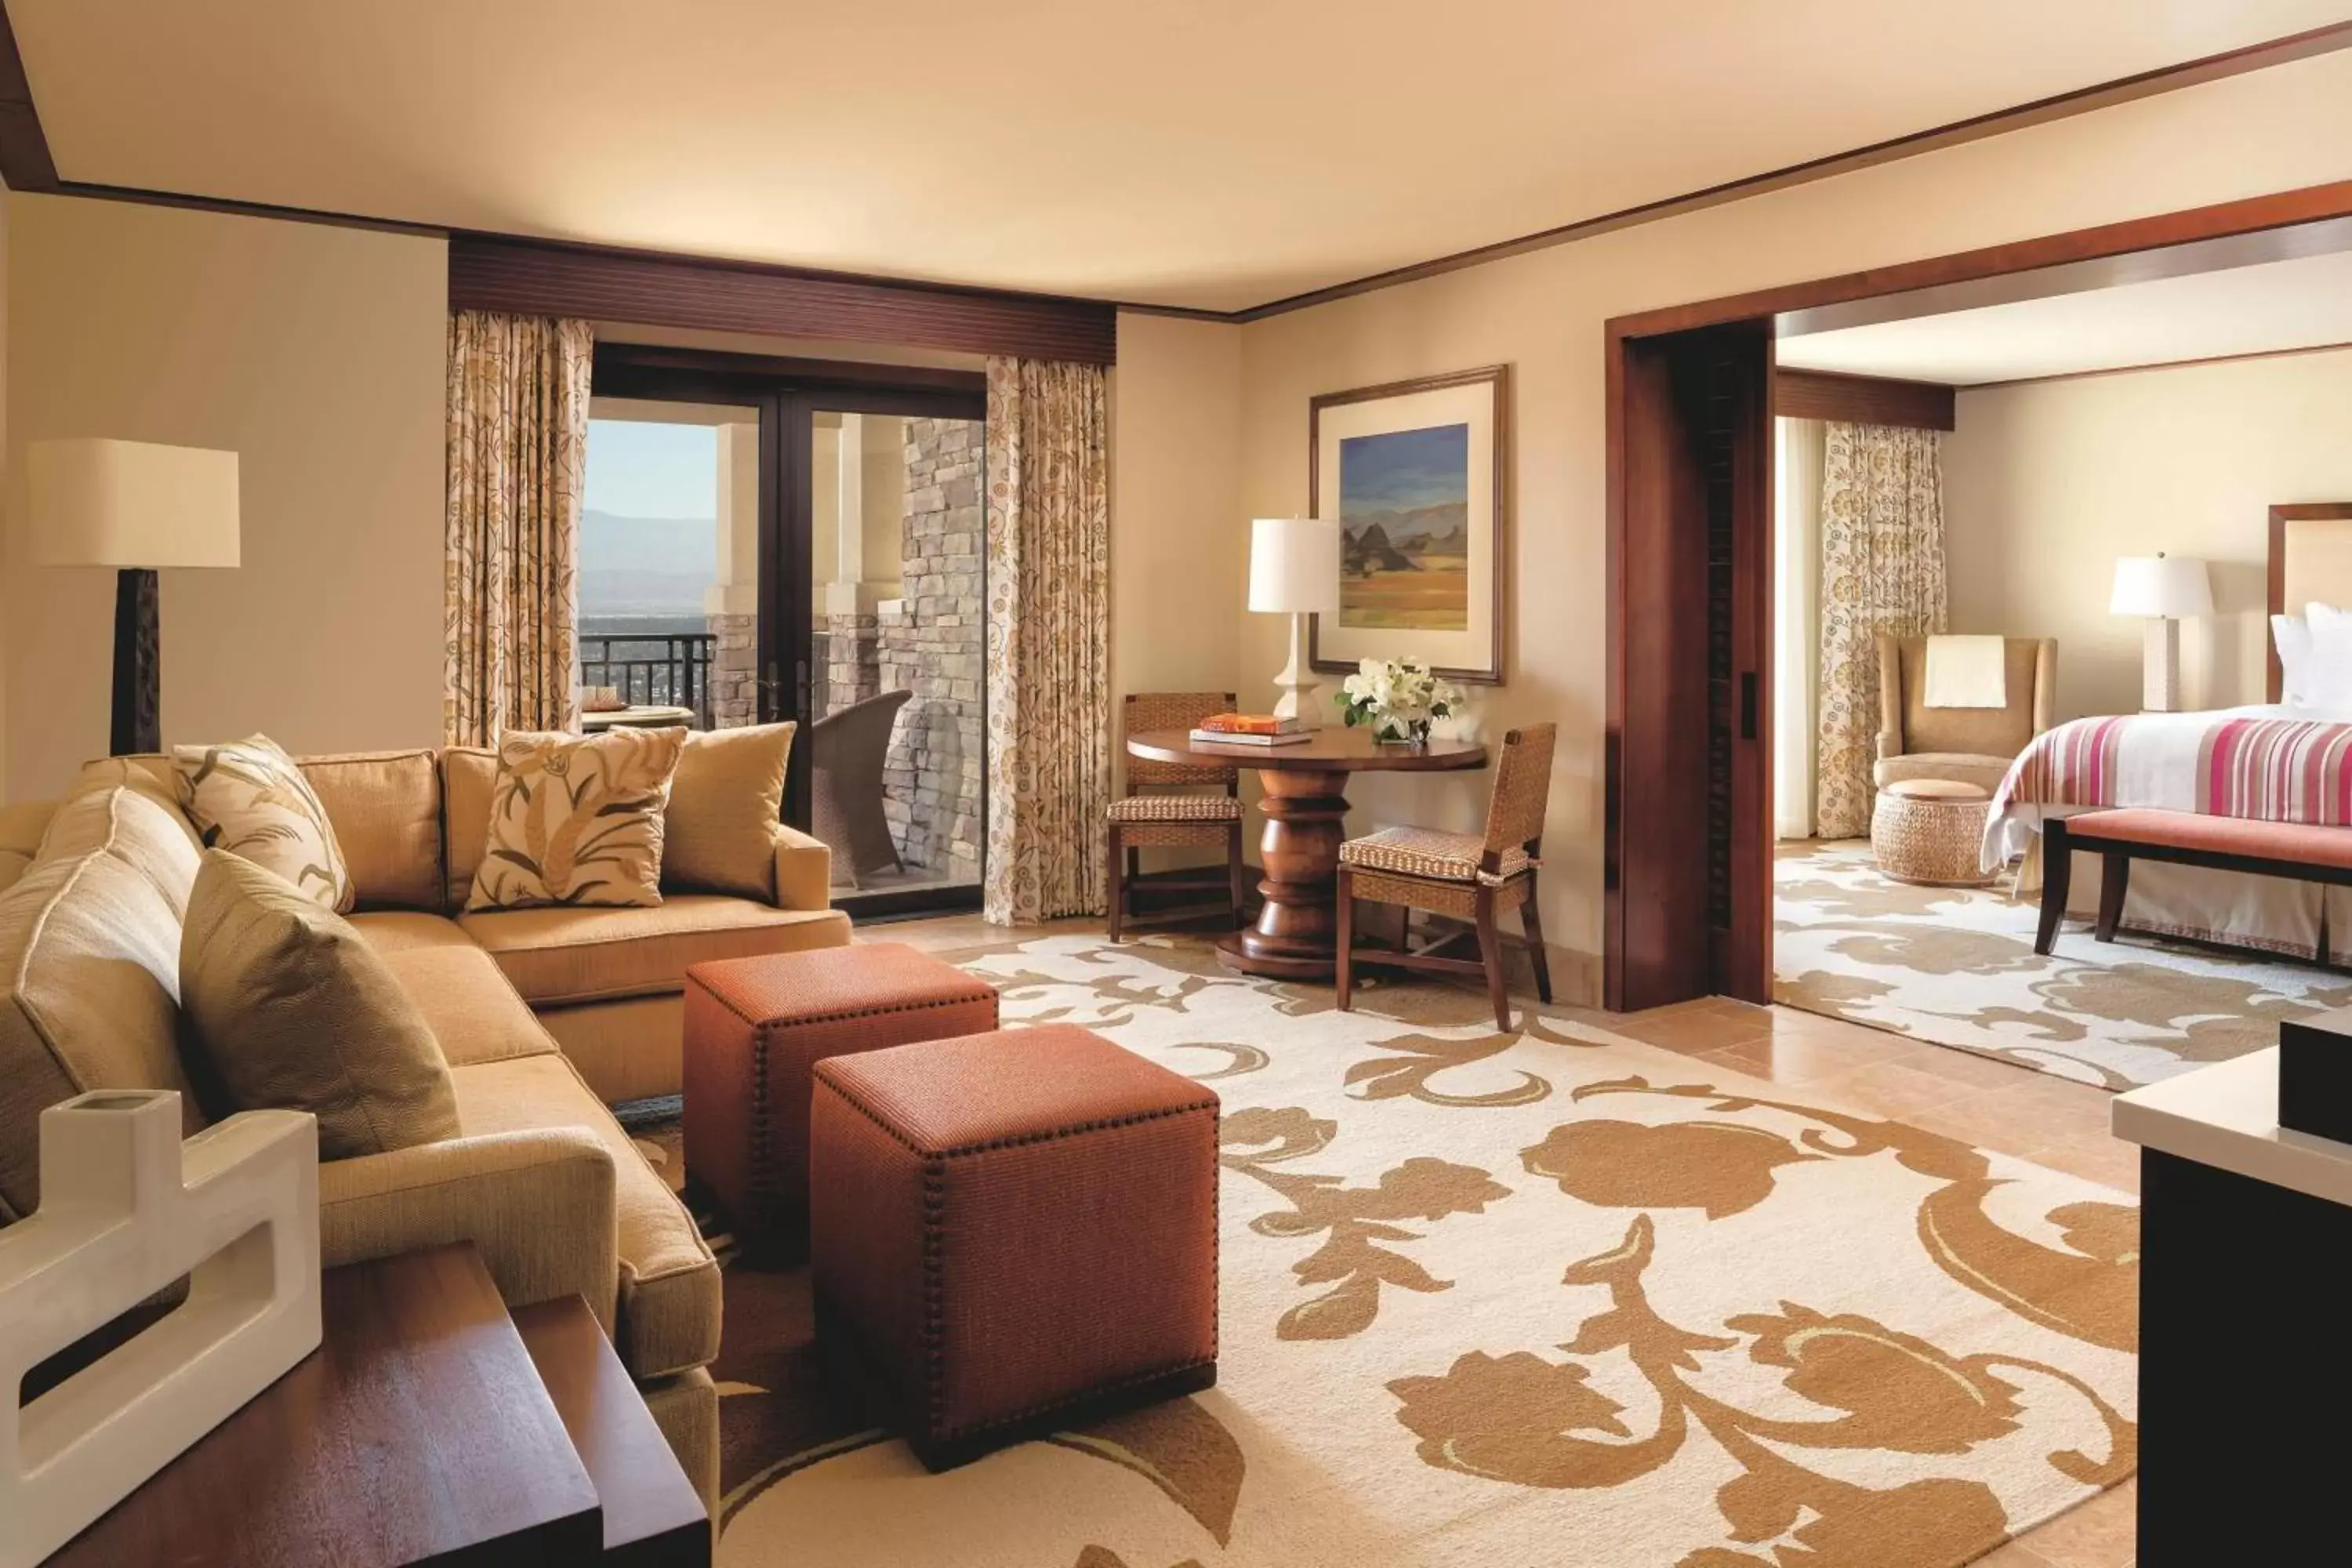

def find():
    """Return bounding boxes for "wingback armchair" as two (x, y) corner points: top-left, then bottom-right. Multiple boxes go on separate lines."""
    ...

(1875, 634), (2057, 794)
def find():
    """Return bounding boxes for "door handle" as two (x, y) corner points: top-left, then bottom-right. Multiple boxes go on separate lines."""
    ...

(1739, 671), (1759, 742)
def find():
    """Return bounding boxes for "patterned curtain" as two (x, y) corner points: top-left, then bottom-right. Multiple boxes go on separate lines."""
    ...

(982, 357), (1111, 924)
(1815, 421), (1947, 838)
(443, 311), (594, 746)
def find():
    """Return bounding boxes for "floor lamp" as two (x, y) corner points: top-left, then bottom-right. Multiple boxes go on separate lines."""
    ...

(31, 439), (241, 755)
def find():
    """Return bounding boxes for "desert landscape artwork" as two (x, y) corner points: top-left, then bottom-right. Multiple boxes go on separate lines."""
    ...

(1337, 422), (1471, 630)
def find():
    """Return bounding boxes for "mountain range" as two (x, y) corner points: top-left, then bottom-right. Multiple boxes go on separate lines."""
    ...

(579, 509), (717, 618)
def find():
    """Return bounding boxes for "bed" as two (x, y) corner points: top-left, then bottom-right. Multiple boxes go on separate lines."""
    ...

(1983, 503), (2352, 960)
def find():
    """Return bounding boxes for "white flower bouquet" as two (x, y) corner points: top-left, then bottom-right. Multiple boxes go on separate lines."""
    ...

(1338, 656), (1465, 745)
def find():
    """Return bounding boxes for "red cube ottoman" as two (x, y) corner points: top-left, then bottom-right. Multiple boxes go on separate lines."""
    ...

(809, 1024), (1220, 1471)
(682, 942), (998, 1259)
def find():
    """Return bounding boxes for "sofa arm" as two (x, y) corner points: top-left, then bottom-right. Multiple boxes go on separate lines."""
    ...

(1875, 730), (1900, 763)
(318, 1128), (619, 1331)
(769, 822), (834, 911)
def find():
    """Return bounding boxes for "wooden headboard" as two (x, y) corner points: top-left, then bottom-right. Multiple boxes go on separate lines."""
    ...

(2269, 503), (2352, 700)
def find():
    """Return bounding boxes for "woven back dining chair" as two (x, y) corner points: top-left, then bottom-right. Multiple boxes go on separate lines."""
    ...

(1334, 722), (1557, 1029)
(1107, 691), (1249, 941)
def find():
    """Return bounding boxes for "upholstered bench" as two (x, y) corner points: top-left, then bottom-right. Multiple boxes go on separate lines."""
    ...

(808, 1024), (1219, 1471)
(2038, 809), (2352, 960)
(681, 942), (998, 1259)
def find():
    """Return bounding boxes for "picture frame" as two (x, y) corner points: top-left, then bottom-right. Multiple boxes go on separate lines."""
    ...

(1308, 364), (1508, 684)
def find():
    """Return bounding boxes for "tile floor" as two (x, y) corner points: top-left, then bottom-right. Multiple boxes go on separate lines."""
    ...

(865, 912), (2139, 1566)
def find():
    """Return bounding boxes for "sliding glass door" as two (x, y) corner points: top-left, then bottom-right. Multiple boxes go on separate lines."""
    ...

(586, 346), (986, 917)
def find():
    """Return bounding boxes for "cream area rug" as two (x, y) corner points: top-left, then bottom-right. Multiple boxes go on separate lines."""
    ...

(1776, 839), (2352, 1090)
(706, 935), (2136, 1568)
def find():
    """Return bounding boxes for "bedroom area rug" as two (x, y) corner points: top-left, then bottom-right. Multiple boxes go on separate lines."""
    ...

(1774, 839), (2352, 1089)
(643, 933), (2137, 1568)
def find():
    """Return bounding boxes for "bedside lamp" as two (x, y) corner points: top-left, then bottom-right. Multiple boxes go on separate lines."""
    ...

(2110, 553), (2211, 713)
(31, 439), (241, 755)
(1248, 517), (1341, 727)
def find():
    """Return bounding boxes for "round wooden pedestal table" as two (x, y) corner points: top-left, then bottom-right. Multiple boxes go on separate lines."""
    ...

(1124, 728), (1488, 981)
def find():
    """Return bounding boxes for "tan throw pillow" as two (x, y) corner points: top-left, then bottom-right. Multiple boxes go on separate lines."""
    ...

(466, 727), (686, 911)
(180, 849), (459, 1160)
(662, 722), (794, 899)
(174, 735), (354, 913)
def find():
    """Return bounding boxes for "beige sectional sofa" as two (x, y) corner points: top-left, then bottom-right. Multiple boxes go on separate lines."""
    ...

(0, 746), (855, 1505)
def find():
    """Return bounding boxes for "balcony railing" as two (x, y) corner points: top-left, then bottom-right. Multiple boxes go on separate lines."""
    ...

(579, 633), (714, 727)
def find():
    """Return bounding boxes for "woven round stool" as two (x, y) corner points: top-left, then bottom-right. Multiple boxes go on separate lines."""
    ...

(1871, 779), (1994, 887)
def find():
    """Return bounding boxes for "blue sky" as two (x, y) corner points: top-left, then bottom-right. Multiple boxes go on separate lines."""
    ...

(1339, 423), (1468, 517)
(584, 419), (718, 519)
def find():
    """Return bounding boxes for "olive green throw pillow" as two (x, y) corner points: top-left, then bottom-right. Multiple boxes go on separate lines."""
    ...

(180, 849), (459, 1160)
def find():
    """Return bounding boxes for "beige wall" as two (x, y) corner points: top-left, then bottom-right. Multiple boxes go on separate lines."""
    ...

(5, 195), (448, 800)
(1109, 311), (1247, 765)
(1231, 49), (2352, 992)
(1946, 347), (2352, 722)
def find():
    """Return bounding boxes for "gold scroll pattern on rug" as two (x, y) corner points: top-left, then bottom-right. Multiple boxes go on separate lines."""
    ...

(1388, 1074), (2138, 1566)
(1219, 1106), (1511, 1341)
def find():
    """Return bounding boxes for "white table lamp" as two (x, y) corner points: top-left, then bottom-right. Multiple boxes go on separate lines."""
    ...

(31, 438), (241, 755)
(2110, 553), (2211, 713)
(1248, 517), (1341, 727)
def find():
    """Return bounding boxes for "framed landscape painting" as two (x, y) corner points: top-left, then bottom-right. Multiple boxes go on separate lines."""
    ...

(1308, 365), (1508, 684)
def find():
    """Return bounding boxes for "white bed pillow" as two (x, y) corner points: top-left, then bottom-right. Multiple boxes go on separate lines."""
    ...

(2276, 612), (2316, 706)
(2299, 602), (2352, 710)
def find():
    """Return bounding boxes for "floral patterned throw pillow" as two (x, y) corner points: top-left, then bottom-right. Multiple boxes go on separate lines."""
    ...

(466, 728), (686, 911)
(173, 735), (354, 912)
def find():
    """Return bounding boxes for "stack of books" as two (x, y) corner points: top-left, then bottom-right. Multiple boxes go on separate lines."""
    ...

(1189, 713), (1312, 747)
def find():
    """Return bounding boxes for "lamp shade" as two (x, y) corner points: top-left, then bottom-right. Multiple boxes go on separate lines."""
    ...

(1247, 517), (1340, 615)
(30, 439), (241, 569)
(2109, 554), (2211, 619)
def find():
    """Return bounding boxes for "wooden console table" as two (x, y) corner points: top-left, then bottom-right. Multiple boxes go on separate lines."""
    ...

(1124, 728), (1486, 981)
(2112, 1050), (2347, 1566)
(48, 1243), (707, 1566)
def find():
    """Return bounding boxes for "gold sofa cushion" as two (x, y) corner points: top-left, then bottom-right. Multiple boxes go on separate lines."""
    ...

(467, 728), (685, 912)
(663, 723), (794, 900)
(452, 1051), (722, 1378)
(365, 937), (566, 1071)
(299, 749), (445, 912)
(180, 849), (462, 1161)
(0, 846), (198, 1221)
(36, 783), (203, 918)
(458, 895), (851, 1007)
(441, 746), (499, 911)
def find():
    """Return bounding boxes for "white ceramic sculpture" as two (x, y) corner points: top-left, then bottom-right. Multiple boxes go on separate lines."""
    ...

(0, 1091), (319, 1566)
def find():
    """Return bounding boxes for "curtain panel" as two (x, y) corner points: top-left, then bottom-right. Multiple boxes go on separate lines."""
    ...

(443, 311), (594, 747)
(1815, 421), (1948, 839)
(982, 357), (1111, 924)
(1773, 418), (1826, 840)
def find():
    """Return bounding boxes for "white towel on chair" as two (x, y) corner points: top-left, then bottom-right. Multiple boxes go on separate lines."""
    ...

(1923, 634), (2007, 709)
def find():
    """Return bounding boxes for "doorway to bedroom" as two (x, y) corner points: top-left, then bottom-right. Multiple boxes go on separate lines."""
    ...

(1608, 183), (2352, 1092)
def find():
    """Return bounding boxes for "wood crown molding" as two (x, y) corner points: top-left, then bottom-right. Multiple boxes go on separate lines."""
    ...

(1773, 368), (1955, 430)
(2, 9), (2347, 323)
(449, 234), (1116, 365)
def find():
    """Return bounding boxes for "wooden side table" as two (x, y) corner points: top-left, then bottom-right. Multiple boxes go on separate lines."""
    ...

(47, 1243), (707, 1567)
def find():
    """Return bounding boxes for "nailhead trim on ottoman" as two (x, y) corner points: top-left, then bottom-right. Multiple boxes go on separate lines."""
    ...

(809, 1024), (1220, 1471)
(682, 942), (999, 1261)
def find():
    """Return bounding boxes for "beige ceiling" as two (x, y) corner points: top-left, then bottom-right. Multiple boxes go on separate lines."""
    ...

(13, 1), (2348, 311)
(1780, 247), (2352, 385)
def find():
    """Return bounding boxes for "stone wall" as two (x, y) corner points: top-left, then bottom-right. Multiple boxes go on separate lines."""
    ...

(879, 419), (985, 880)
(706, 610), (758, 728)
(811, 612), (879, 720)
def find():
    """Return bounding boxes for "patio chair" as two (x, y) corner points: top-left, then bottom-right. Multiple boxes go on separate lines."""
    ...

(810, 688), (914, 889)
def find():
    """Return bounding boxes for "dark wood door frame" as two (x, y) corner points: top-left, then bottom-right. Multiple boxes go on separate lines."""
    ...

(587, 344), (985, 879)
(1604, 179), (2352, 1014)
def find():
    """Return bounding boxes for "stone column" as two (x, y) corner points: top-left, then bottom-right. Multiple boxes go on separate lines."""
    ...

(703, 421), (761, 728)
